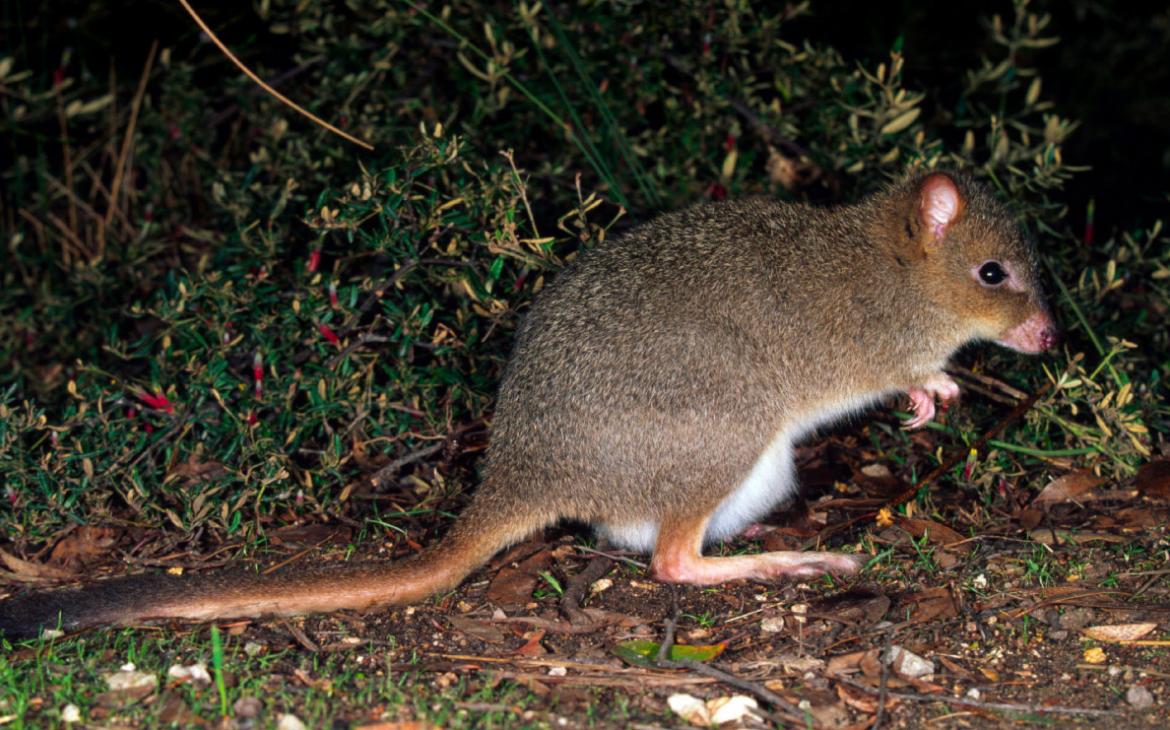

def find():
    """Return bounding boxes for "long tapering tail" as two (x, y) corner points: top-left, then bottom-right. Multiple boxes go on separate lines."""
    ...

(0, 495), (545, 639)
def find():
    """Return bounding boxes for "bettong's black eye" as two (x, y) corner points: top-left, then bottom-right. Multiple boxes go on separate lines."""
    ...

(978, 261), (1008, 286)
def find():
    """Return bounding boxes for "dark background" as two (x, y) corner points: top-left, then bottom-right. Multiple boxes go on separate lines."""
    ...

(4, 0), (1168, 231)
(807, 0), (1170, 235)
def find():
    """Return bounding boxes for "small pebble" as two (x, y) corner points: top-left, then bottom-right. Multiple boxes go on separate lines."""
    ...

(1126, 685), (1154, 710)
(276, 713), (306, 730)
(884, 646), (935, 679)
(234, 697), (263, 719)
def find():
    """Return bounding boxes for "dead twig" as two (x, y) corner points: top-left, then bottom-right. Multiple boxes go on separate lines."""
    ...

(559, 548), (614, 626)
(831, 674), (1120, 718)
(326, 332), (390, 368)
(874, 636), (892, 730)
(103, 42), (157, 259)
(365, 442), (445, 491)
(261, 535), (341, 576)
(947, 373), (1019, 406)
(281, 619), (320, 652)
(574, 544), (647, 570)
(337, 259), (419, 337)
(891, 379), (1053, 507)
(652, 591), (808, 726)
(949, 364), (1029, 400)
(350, 417), (487, 496)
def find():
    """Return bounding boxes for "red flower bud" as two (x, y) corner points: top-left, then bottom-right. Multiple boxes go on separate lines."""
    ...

(318, 323), (340, 345)
(252, 352), (264, 397)
(139, 391), (175, 414)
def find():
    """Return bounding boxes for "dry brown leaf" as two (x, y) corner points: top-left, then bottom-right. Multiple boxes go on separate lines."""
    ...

(1082, 623), (1158, 643)
(858, 649), (883, 679)
(809, 591), (891, 624)
(157, 693), (204, 727)
(487, 547), (554, 608)
(854, 462), (907, 498)
(894, 587), (957, 623)
(511, 629), (547, 657)
(904, 677), (947, 693)
(803, 701), (852, 729)
(1132, 460), (1170, 502)
(166, 453), (228, 485)
(826, 650), (866, 676)
(1033, 469), (1105, 505)
(895, 517), (970, 552)
(1028, 529), (1129, 545)
(447, 615), (507, 644)
(1113, 506), (1161, 529)
(0, 547), (77, 581)
(760, 529), (805, 550)
(48, 526), (119, 567)
(99, 667), (157, 707)
(937, 655), (975, 679)
(835, 683), (898, 714)
(1017, 507), (1044, 530)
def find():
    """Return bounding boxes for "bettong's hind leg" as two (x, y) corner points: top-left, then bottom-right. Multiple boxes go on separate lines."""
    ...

(648, 511), (862, 584)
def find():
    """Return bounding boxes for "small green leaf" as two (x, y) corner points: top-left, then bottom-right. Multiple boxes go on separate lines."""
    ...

(538, 570), (563, 596)
(612, 639), (727, 668)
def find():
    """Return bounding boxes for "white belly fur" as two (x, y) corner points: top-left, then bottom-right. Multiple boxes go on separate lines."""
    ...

(594, 432), (795, 553)
(596, 392), (896, 554)
(704, 429), (797, 544)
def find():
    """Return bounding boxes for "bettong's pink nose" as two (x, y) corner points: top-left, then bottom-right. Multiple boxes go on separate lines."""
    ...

(1037, 321), (1061, 351)
(999, 311), (1060, 354)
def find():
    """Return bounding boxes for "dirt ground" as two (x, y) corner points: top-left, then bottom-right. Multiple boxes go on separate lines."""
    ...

(6, 427), (1169, 728)
(200, 439), (1170, 727)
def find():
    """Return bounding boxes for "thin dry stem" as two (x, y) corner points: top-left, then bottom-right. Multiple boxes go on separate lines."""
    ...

(177, 0), (373, 151)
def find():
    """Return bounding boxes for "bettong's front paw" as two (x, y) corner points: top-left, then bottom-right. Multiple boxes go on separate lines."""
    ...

(902, 373), (960, 430)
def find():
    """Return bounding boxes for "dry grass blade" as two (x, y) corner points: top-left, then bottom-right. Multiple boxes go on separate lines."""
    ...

(103, 41), (157, 259)
(176, 0), (373, 151)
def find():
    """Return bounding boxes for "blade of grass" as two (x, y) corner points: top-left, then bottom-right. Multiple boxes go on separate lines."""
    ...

(1049, 263), (1125, 387)
(526, 33), (625, 205)
(542, 9), (662, 208)
(210, 625), (228, 718)
(894, 412), (1102, 458)
(402, 1), (629, 209)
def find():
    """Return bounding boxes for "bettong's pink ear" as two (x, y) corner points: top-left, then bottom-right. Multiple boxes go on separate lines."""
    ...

(918, 173), (964, 248)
